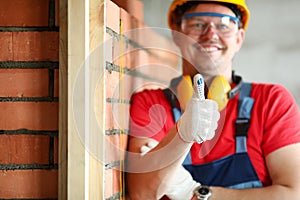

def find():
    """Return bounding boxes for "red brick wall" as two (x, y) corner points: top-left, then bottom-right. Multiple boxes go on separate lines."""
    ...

(106, 1), (179, 199)
(0, 0), (59, 199)
(0, 0), (178, 198)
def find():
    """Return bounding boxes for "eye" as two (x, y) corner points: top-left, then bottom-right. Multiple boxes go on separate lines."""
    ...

(191, 22), (204, 29)
(185, 17), (206, 29)
(188, 21), (205, 29)
(217, 23), (229, 31)
(194, 23), (204, 28)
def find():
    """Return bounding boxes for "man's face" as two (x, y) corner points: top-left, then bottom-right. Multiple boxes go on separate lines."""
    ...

(174, 3), (245, 78)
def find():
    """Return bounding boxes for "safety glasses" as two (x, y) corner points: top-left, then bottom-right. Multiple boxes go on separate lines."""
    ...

(181, 12), (240, 37)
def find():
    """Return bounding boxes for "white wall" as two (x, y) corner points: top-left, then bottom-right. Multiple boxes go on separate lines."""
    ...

(236, 0), (300, 107)
(141, 0), (300, 107)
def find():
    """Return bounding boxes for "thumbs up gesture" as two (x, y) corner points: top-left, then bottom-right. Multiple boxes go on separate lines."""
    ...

(177, 74), (220, 143)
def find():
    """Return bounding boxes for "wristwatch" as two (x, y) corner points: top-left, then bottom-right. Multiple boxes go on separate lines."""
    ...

(193, 185), (212, 200)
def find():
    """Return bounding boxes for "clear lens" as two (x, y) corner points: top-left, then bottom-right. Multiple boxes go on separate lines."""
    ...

(181, 12), (239, 37)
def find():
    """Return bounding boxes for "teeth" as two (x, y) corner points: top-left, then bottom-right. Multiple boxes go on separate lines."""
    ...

(200, 47), (218, 52)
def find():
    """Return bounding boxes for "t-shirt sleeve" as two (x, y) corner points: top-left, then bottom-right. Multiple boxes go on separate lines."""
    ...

(129, 90), (172, 141)
(262, 84), (300, 156)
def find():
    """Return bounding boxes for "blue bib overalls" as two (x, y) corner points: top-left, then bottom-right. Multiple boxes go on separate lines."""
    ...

(164, 81), (263, 189)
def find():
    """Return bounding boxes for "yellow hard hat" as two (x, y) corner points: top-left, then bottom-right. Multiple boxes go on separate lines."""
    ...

(168, 0), (250, 30)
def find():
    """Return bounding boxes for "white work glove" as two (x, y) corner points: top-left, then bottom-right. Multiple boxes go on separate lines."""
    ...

(140, 141), (200, 200)
(177, 74), (220, 143)
(165, 166), (200, 200)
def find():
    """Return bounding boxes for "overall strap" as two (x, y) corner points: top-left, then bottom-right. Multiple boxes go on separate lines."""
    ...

(163, 88), (181, 122)
(235, 82), (254, 153)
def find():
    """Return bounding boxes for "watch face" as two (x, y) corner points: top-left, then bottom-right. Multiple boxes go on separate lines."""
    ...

(198, 187), (210, 195)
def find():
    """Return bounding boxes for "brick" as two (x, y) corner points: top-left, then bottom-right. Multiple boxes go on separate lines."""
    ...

(106, 70), (135, 99)
(0, 32), (13, 61)
(112, 0), (144, 21)
(0, 0), (49, 26)
(106, 0), (120, 34)
(148, 48), (179, 68)
(112, 36), (129, 67)
(0, 170), (58, 198)
(0, 135), (50, 164)
(105, 168), (121, 199)
(122, 15), (139, 43)
(120, 8), (132, 33)
(106, 70), (119, 99)
(130, 13), (146, 31)
(105, 33), (113, 63)
(11, 32), (59, 62)
(0, 69), (49, 97)
(106, 102), (114, 131)
(105, 134), (128, 165)
(129, 48), (149, 70)
(105, 101), (130, 132)
(0, 102), (58, 130)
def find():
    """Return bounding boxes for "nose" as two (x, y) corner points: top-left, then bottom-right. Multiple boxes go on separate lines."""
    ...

(200, 24), (219, 40)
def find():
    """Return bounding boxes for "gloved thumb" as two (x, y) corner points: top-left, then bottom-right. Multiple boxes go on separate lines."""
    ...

(193, 74), (206, 100)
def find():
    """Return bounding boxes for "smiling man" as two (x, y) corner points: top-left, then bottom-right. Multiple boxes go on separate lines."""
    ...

(126, 1), (300, 200)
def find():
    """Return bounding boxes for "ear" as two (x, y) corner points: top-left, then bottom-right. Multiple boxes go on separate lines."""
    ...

(235, 29), (245, 52)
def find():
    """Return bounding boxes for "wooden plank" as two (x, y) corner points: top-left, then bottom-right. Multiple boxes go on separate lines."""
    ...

(58, 0), (68, 198)
(88, 0), (105, 199)
(59, 0), (105, 199)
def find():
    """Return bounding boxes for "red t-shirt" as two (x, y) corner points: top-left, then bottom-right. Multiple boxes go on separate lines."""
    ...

(129, 83), (300, 186)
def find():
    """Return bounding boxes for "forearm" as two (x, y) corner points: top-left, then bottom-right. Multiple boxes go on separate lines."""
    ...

(206, 185), (300, 200)
(127, 84), (220, 199)
(127, 126), (193, 199)
(207, 144), (300, 200)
